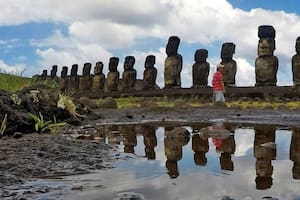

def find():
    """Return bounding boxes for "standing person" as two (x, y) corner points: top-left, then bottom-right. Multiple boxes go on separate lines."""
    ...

(212, 64), (225, 103)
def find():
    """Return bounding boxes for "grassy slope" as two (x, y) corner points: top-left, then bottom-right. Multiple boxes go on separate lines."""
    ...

(0, 73), (32, 92)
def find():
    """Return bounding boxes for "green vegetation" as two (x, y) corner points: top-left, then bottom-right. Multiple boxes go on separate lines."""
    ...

(57, 94), (86, 118)
(114, 96), (300, 110)
(29, 112), (66, 133)
(0, 114), (7, 136)
(0, 73), (32, 92)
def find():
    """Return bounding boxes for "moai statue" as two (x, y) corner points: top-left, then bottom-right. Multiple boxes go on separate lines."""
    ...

(192, 134), (209, 166)
(292, 37), (300, 86)
(254, 125), (276, 190)
(41, 70), (47, 81)
(121, 56), (137, 92)
(68, 64), (80, 92)
(50, 65), (58, 80)
(60, 66), (68, 93)
(142, 125), (157, 160)
(79, 63), (92, 92)
(164, 36), (183, 88)
(121, 125), (137, 153)
(164, 127), (190, 178)
(92, 61), (105, 92)
(143, 55), (158, 90)
(105, 57), (120, 92)
(220, 43), (237, 86)
(192, 49), (210, 87)
(255, 25), (278, 86)
(290, 128), (300, 179)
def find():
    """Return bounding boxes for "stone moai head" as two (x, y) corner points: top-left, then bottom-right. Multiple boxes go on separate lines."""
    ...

(42, 70), (47, 77)
(109, 57), (119, 72)
(124, 56), (135, 71)
(221, 43), (235, 59)
(82, 63), (91, 76)
(61, 66), (68, 78)
(71, 64), (78, 76)
(145, 55), (155, 68)
(296, 37), (300, 53)
(166, 36), (180, 56)
(50, 65), (58, 78)
(194, 49), (208, 62)
(94, 62), (104, 75)
(257, 25), (276, 56)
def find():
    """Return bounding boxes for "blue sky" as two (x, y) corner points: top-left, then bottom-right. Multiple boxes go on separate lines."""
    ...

(1, 0), (300, 87)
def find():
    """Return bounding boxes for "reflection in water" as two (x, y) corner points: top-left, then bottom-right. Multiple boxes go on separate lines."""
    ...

(121, 125), (137, 153)
(254, 125), (276, 190)
(91, 123), (300, 194)
(164, 127), (190, 178)
(192, 134), (209, 166)
(142, 125), (157, 160)
(290, 128), (300, 179)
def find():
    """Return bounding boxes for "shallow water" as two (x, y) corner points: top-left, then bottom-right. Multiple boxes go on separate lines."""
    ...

(29, 123), (300, 200)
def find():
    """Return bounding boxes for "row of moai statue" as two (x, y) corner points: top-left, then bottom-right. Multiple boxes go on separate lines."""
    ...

(39, 25), (300, 91)
(40, 55), (158, 93)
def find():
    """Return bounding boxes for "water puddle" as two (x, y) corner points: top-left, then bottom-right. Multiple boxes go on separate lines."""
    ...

(22, 123), (300, 199)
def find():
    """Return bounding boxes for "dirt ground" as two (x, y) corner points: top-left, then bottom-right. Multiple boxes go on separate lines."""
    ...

(1, 106), (300, 199)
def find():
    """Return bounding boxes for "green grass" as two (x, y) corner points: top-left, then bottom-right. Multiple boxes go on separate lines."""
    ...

(0, 73), (32, 92)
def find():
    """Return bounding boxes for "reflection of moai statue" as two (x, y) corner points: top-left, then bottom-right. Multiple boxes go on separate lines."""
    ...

(218, 135), (236, 171)
(92, 61), (105, 92)
(121, 126), (137, 153)
(254, 125), (276, 190)
(60, 66), (68, 93)
(192, 49), (210, 87)
(50, 65), (58, 79)
(292, 37), (300, 86)
(41, 70), (47, 81)
(192, 134), (209, 166)
(290, 128), (300, 179)
(68, 64), (80, 92)
(143, 55), (157, 90)
(142, 125), (157, 160)
(105, 57), (120, 92)
(220, 43), (237, 86)
(121, 56), (137, 92)
(164, 36), (183, 88)
(79, 63), (92, 92)
(164, 127), (190, 178)
(255, 25), (278, 86)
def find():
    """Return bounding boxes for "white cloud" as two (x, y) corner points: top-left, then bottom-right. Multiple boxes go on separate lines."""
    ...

(0, 59), (26, 76)
(2, 0), (299, 86)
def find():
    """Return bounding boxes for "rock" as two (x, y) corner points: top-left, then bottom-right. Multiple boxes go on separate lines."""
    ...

(79, 97), (97, 110)
(98, 97), (117, 109)
(140, 100), (157, 108)
(13, 132), (23, 139)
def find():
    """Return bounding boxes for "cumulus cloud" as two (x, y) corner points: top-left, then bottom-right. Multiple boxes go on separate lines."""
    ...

(1, 0), (299, 85)
(0, 59), (26, 75)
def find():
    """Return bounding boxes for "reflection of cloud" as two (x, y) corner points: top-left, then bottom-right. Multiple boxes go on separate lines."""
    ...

(234, 128), (255, 156)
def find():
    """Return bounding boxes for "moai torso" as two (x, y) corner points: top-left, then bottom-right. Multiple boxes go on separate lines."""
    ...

(41, 70), (47, 81)
(68, 64), (80, 92)
(105, 57), (119, 92)
(255, 25), (278, 86)
(121, 56), (137, 92)
(254, 125), (276, 190)
(192, 49), (210, 87)
(164, 36), (182, 88)
(92, 61), (105, 91)
(79, 63), (92, 92)
(60, 66), (68, 93)
(143, 55), (157, 90)
(220, 43), (237, 86)
(292, 37), (300, 86)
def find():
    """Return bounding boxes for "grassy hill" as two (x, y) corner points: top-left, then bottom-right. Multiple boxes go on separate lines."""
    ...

(0, 73), (32, 92)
